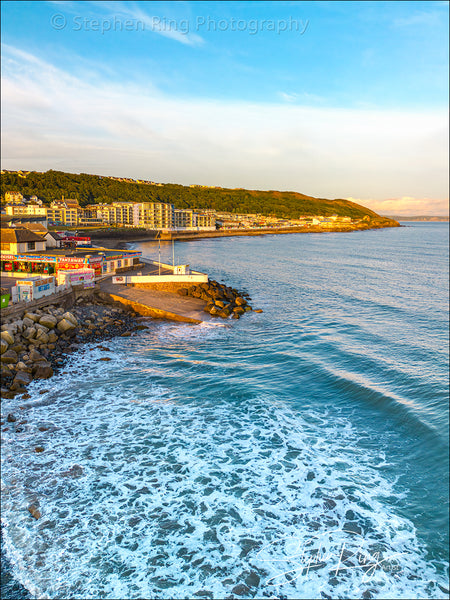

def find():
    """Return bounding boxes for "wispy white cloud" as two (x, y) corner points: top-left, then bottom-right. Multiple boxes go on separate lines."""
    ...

(279, 92), (298, 103)
(278, 91), (325, 104)
(1, 45), (448, 210)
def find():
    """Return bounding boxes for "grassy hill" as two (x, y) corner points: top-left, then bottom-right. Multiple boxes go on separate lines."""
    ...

(0, 169), (394, 224)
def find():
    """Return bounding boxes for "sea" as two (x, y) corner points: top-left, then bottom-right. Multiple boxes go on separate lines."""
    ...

(1, 222), (449, 600)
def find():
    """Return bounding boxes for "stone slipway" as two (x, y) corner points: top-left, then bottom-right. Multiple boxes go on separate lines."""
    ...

(98, 277), (213, 324)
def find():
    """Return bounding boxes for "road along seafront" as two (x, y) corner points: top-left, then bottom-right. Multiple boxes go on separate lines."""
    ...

(87, 217), (401, 249)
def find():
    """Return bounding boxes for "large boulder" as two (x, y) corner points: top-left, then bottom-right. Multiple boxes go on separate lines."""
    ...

(22, 326), (37, 340)
(28, 505), (41, 520)
(13, 371), (33, 387)
(34, 363), (54, 379)
(29, 349), (44, 362)
(35, 324), (49, 336)
(1, 330), (15, 345)
(39, 315), (57, 329)
(1, 339), (9, 354)
(48, 332), (58, 343)
(24, 312), (40, 323)
(36, 332), (49, 345)
(15, 361), (29, 371)
(57, 318), (77, 333)
(61, 312), (78, 326)
(1, 349), (18, 364)
(1, 365), (12, 379)
(11, 343), (24, 354)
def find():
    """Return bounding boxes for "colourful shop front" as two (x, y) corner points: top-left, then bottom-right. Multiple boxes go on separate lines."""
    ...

(1, 253), (57, 276)
(57, 255), (103, 278)
(1, 250), (142, 279)
(0, 252), (102, 277)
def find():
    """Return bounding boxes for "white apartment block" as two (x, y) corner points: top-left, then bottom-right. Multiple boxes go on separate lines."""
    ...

(174, 209), (195, 228)
(87, 202), (135, 225)
(5, 204), (47, 217)
(134, 202), (175, 229)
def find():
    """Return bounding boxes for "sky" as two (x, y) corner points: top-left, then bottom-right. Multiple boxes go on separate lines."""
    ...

(1, 1), (449, 216)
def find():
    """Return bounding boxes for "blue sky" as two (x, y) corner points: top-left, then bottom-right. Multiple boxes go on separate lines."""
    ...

(1, 0), (449, 214)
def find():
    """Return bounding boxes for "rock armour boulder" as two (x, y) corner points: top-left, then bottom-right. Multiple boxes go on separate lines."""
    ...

(57, 318), (76, 333)
(182, 279), (254, 319)
(39, 315), (57, 329)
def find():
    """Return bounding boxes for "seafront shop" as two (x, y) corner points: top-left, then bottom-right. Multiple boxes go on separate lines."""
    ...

(0, 249), (142, 278)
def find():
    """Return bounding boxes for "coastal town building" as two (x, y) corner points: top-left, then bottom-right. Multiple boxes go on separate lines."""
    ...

(85, 202), (135, 226)
(134, 201), (175, 229)
(173, 209), (216, 230)
(174, 208), (195, 228)
(14, 275), (57, 302)
(0, 227), (47, 254)
(195, 213), (216, 228)
(46, 199), (81, 226)
(1, 215), (49, 230)
(0, 223), (142, 280)
(5, 202), (47, 218)
(0, 247), (142, 278)
(19, 222), (63, 248)
(4, 191), (24, 204)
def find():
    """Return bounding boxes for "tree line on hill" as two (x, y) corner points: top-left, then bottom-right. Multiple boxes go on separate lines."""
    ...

(0, 169), (386, 221)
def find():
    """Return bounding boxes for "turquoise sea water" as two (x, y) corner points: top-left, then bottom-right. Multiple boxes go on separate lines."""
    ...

(1, 222), (449, 599)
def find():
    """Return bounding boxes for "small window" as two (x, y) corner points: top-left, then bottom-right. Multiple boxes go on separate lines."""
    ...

(28, 241), (36, 250)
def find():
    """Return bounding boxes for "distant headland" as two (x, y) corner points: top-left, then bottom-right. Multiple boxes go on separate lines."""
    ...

(386, 215), (449, 222)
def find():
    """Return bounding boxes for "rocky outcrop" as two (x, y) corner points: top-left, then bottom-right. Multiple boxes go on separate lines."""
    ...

(177, 280), (260, 320)
(0, 298), (141, 399)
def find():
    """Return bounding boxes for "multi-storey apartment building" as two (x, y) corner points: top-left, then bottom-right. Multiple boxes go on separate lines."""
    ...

(134, 202), (175, 229)
(86, 202), (135, 225)
(174, 209), (216, 229)
(5, 202), (47, 217)
(195, 213), (216, 228)
(174, 209), (195, 228)
(46, 199), (81, 226)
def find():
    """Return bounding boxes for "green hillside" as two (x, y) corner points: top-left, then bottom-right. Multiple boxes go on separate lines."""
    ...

(1, 169), (389, 222)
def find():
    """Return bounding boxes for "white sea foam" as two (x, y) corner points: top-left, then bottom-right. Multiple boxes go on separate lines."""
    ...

(1, 344), (448, 600)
